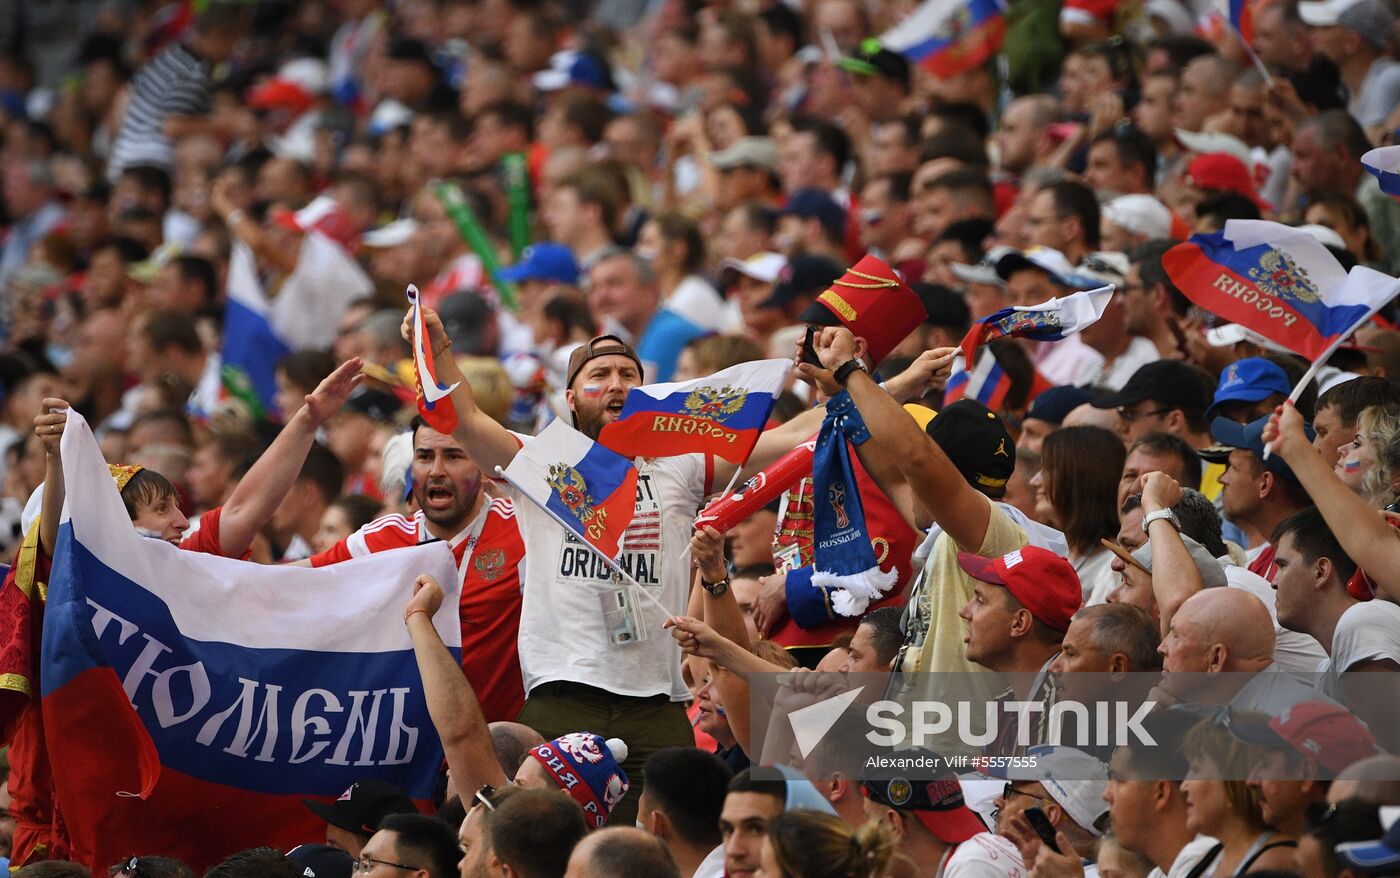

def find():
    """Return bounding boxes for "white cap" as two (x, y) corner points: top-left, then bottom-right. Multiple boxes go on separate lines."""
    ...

(368, 100), (415, 134)
(279, 57), (328, 95)
(1144, 0), (1196, 33)
(362, 218), (420, 248)
(1206, 323), (1293, 354)
(1020, 746), (1110, 836)
(1299, 0), (1364, 26)
(1296, 223), (1347, 251)
(1174, 129), (1254, 170)
(719, 252), (787, 285)
(952, 245), (1017, 285)
(1102, 195), (1174, 240)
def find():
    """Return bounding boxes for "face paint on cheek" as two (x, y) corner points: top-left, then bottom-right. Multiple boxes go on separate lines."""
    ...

(582, 384), (604, 398)
(1344, 458), (1361, 473)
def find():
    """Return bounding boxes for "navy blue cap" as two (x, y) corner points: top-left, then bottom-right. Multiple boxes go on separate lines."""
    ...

(764, 254), (844, 311)
(1205, 357), (1291, 422)
(287, 845), (353, 878)
(780, 188), (847, 240)
(1337, 819), (1400, 875)
(1201, 414), (1314, 482)
(497, 242), (580, 285)
(1026, 386), (1099, 425)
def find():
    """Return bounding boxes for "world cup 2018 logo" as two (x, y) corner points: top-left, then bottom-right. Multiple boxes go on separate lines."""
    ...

(829, 483), (850, 529)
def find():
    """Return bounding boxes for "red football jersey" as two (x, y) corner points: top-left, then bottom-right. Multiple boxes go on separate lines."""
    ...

(309, 499), (527, 723)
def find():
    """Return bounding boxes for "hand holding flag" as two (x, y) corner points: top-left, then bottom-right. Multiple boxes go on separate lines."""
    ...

(407, 285), (461, 435)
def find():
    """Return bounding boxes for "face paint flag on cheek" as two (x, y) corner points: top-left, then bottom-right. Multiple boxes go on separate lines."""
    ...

(407, 284), (461, 435)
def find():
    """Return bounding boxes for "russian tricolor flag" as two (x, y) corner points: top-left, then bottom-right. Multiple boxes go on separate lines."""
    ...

(959, 286), (1115, 366)
(945, 349), (1013, 409)
(502, 419), (639, 561)
(41, 411), (460, 873)
(407, 284), (460, 434)
(1163, 220), (1400, 362)
(223, 197), (374, 420)
(880, 0), (1008, 77)
(598, 359), (792, 465)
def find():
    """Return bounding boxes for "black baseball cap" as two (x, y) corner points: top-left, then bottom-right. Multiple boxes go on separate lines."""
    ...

(1091, 360), (1214, 412)
(303, 780), (418, 837)
(861, 748), (986, 843)
(342, 387), (403, 423)
(838, 38), (911, 87)
(767, 255), (844, 312)
(287, 845), (354, 878)
(912, 282), (971, 332)
(1026, 385), (1099, 425)
(925, 400), (1015, 497)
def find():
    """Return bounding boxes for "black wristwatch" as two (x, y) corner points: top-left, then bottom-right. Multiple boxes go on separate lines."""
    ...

(833, 358), (869, 387)
(702, 576), (730, 597)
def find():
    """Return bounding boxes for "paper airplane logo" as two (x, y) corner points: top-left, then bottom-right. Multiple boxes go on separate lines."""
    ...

(788, 686), (864, 758)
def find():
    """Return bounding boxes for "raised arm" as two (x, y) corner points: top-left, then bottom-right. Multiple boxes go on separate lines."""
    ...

(217, 358), (364, 558)
(1138, 472), (1203, 635)
(1265, 402), (1400, 602)
(692, 525), (753, 653)
(401, 307), (522, 475)
(405, 574), (508, 792)
(33, 398), (70, 558)
(815, 327), (993, 551)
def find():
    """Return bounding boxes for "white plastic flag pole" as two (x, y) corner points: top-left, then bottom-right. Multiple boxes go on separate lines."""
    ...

(1262, 311), (1380, 460)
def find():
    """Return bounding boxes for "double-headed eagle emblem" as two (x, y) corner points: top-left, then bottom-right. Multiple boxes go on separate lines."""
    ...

(683, 385), (748, 421)
(548, 463), (609, 539)
(1248, 247), (1321, 304)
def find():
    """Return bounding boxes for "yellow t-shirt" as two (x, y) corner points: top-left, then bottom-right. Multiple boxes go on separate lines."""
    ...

(1199, 461), (1225, 503)
(902, 494), (1029, 677)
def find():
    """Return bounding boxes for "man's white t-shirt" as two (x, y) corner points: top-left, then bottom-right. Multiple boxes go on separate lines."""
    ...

(1148, 836), (1220, 878)
(1220, 563), (1328, 680)
(504, 450), (710, 701)
(1319, 600), (1400, 699)
(943, 832), (1026, 878)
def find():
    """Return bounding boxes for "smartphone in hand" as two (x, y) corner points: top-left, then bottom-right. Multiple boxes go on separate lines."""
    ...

(1024, 807), (1061, 854)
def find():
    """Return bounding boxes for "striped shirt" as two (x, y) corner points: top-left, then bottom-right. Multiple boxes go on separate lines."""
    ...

(107, 42), (211, 181)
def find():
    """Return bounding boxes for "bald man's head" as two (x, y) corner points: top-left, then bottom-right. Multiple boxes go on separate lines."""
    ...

(490, 721), (547, 780)
(563, 827), (681, 878)
(1159, 589), (1275, 673)
(1327, 755), (1400, 804)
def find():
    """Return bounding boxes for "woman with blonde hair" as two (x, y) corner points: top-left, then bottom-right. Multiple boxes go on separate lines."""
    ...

(1336, 403), (1400, 507)
(758, 811), (896, 878)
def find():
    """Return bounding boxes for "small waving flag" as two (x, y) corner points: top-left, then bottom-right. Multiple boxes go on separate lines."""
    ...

(501, 420), (638, 561)
(1163, 220), (1400, 361)
(598, 359), (792, 465)
(879, 0), (1008, 78)
(1362, 145), (1400, 197)
(945, 349), (1013, 410)
(958, 286), (1115, 366)
(407, 284), (460, 435)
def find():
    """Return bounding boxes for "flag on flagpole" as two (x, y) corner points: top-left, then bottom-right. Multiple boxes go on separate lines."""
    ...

(879, 0), (1008, 78)
(1162, 220), (1400, 361)
(407, 284), (461, 435)
(39, 411), (460, 874)
(1362, 144), (1400, 197)
(502, 420), (639, 561)
(598, 359), (792, 465)
(958, 285), (1115, 366)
